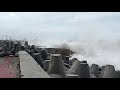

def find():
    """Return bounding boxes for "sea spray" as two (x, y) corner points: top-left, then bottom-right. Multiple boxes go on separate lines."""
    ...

(28, 39), (120, 70)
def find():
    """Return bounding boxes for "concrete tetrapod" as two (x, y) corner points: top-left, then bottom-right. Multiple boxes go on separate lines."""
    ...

(30, 49), (34, 57)
(63, 56), (69, 64)
(99, 66), (105, 78)
(34, 53), (43, 68)
(67, 60), (90, 78)
(63, 56), (70, 68)
(43, 60), (50, 72)
(115, 71), (120, 78)
(48, 54), (65, 78)
(103, 65), (116, 78)
(90, 64), (99, 77)
(67, 60), (81, 75)
(41, 49), (48, 60)
(71, 58), (78, 65)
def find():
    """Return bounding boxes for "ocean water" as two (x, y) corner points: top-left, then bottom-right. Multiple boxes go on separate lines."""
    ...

(28, 39), (120, 71)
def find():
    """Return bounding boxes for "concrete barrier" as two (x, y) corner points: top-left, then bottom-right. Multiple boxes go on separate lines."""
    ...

(43, 60), (50, 72)
(41, 49), (48, 60)
(99, 66), (105, 78)
(90, 64), (99, 77)
(103, 65), (116, 78)
(18, 51), (50, 78)
(64, 63), (70, 68)
(63, 56), (69, 64)
(67, 60), (90, 78)
(67, 60), (81, 74)
(33, 53), (43, 67)
(71, 58), (78, 65)
(115, 71), (120, 78)
(48, 54), (65, 78)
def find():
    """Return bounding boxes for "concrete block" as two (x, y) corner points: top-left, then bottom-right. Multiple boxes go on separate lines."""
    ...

(43, 60), (50, 72)
(99, 66), (105, 78)
(71, 58), (78, 65)
(34, 53), (43, 68)
(68, 60), (90, 78)
(115, 71), (120, 78)
(90, 64), (99, 77)
(64, 63), (70, 68)
(41, 49), (48, 60)
(48, 54), (65, 78)
(103, 65), (116, 78)
(64, 56), (69, 64)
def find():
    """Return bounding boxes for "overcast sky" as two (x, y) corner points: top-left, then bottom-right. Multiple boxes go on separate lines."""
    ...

(0, 12), (120, 42)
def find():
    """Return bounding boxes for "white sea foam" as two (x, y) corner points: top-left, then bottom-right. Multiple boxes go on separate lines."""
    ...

(28, 38), (120, 71)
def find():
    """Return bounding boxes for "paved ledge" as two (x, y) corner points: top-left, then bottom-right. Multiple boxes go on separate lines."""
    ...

(18, 51), (50, 78)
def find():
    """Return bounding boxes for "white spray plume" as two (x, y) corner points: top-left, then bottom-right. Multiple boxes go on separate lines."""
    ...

(28, 38), (120, 71)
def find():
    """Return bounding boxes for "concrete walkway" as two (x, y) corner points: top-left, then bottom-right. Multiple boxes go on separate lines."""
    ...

(18, 51), (50, 78)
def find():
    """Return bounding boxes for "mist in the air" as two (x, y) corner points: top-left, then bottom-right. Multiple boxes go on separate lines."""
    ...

(27, 34), (120, 71)
(1, 12), (120, 70)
